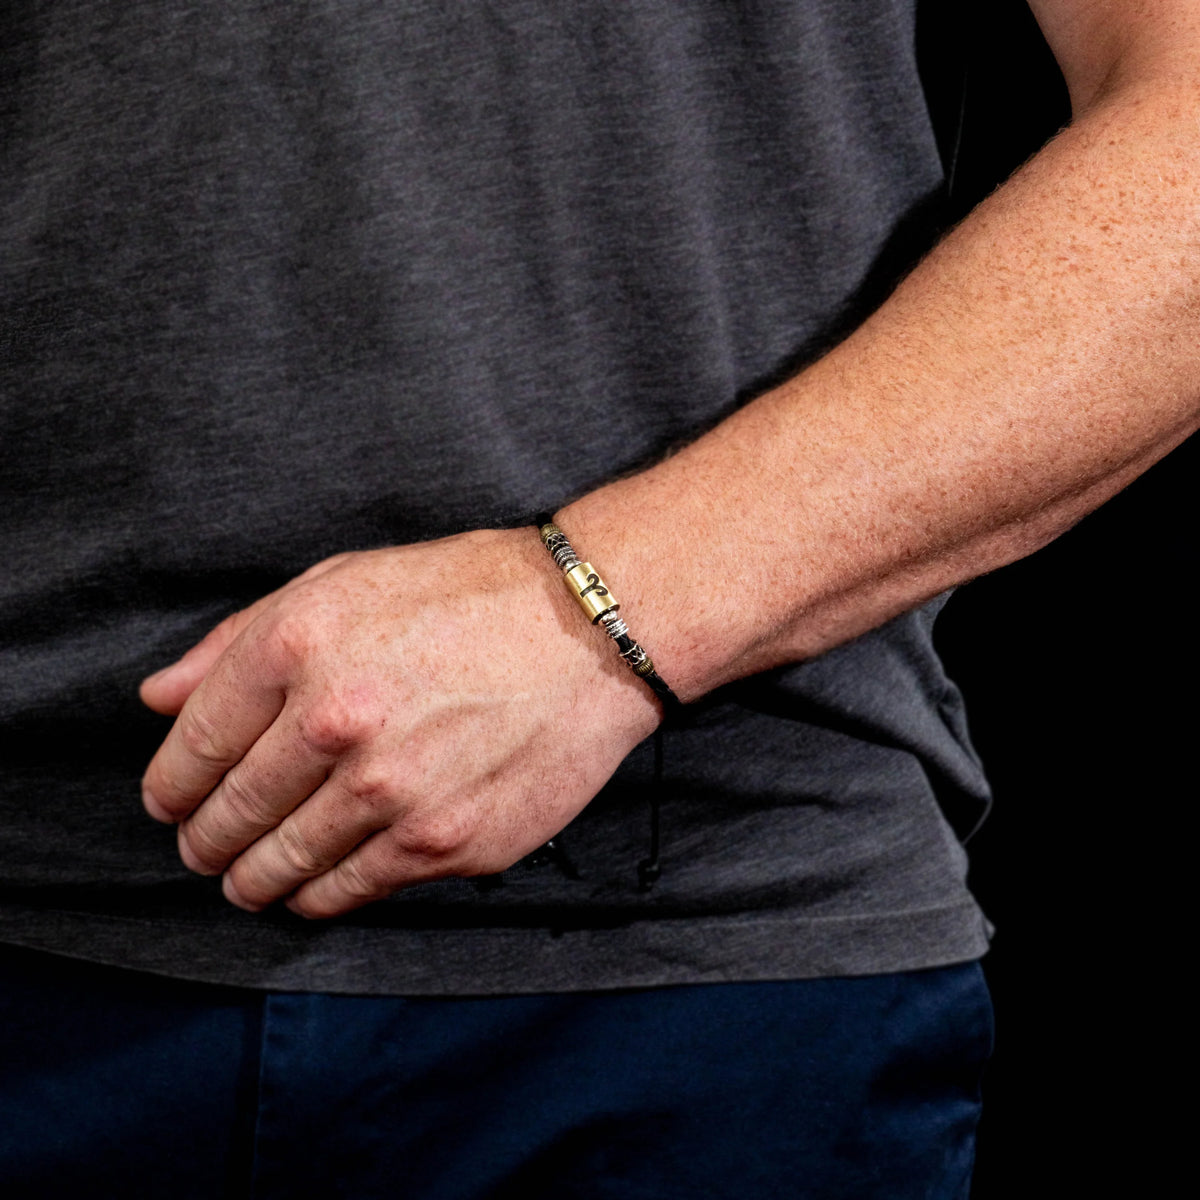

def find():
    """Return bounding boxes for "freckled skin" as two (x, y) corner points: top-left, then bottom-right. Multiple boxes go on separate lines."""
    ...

(142, 0), (1200, 917)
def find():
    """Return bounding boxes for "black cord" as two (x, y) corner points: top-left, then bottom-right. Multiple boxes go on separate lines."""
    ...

(637, 727), (665, 891)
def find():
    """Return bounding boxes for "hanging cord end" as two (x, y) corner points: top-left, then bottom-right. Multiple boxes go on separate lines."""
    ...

(636, 726), (666, 891)
(535, 515), (681, 890)
(637, 859), (661, 891)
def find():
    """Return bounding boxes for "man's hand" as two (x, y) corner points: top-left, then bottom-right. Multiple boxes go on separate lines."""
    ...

(140, 529), (660, 918)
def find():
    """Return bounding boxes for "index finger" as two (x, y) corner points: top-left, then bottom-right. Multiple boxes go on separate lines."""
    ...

(142, 632), (286, 823)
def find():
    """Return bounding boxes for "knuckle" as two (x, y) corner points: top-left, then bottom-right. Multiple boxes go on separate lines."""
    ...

(268, 605), (324, 671)
(342, 760), (403, 809)
(218, 769), (274, 831)
(337, 855), (385, 900)
(296, 698), (373, 759)
(276, 821), (324, 876)
(398, 811), (474, 862)
(181, 817), (233, 869)
(177, 705), (235, 768)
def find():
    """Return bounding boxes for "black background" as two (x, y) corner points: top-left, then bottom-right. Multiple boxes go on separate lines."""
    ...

(917, 2), (1194, 1194)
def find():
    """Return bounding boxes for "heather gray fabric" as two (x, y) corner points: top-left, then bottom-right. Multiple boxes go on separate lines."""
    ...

(0, 0), (991, 994)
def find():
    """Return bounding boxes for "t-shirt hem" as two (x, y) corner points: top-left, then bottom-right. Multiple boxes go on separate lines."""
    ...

(0, 899), (991, 996)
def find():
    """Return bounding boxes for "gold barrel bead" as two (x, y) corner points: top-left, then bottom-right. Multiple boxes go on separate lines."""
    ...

(564, 562), (619, 624)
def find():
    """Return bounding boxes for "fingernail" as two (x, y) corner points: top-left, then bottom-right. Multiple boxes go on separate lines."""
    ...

(223, 874), (262, 912)
(142, 663), (177, 686)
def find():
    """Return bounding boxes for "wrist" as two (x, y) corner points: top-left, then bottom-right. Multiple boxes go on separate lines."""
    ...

(553, 474), (737, 704)
(534, 517), (684, 722)
(505, 524), (664, 741)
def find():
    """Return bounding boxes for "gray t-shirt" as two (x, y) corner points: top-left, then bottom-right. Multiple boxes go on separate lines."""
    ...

(0, 0), (991, 994)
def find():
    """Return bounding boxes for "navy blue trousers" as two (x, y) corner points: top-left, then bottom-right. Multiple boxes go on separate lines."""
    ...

(0, 945), (990, 1198)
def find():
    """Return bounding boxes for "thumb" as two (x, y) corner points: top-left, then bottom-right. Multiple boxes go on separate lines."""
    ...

(139, 555), (348, 714)
(139, 606), (258, 715)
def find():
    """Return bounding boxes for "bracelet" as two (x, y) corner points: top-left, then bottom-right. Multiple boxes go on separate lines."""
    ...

(535, 517), (683, 720)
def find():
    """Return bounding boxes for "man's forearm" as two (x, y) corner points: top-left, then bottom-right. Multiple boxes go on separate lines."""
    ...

(559, 57), (1200, 702)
